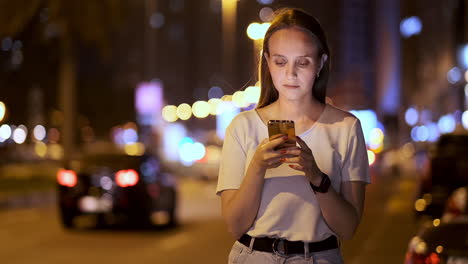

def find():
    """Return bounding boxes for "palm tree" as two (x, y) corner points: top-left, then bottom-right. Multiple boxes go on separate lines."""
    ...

(0, 0), (125, 162)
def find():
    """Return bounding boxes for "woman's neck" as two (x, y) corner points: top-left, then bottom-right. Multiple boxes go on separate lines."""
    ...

(273, 97), (324, 122)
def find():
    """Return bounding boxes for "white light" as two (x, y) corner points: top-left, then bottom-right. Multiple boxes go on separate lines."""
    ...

(0, 124), (12, 142)
(100, 176), (113, 191)
(13, 126), (27, 144)
(259, 7), (274, 22)
(462, 111), (468, 129)
(400, 16), (422, 38)
(33, 125), (46, 141)
(438, 114), (456, 134)
(447, 67), (462, 84)
(405, 107), (419, 126)
(192, 142), (206, 161)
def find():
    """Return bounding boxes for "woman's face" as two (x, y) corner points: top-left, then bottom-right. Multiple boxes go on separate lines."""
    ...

(265, 27), (322, 102)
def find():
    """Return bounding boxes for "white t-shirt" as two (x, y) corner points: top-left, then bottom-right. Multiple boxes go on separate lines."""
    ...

(216, 104), (370, 242)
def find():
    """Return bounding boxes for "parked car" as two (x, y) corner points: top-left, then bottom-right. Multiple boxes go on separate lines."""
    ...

(405, 186), (468, 264)
(414, 133), (468, 219)
(56, 152), (177, 229)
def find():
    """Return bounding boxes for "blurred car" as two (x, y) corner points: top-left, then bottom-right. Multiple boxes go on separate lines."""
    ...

(56, 153), (177, 229)
(405, 187), (468, 264)
(414, 133), (468, 219)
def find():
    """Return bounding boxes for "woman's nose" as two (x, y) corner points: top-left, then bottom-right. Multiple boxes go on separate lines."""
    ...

(286, 64), (297, 79)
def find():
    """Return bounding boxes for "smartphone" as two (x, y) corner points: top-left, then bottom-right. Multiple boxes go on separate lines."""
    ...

(267, 120), (296, 150)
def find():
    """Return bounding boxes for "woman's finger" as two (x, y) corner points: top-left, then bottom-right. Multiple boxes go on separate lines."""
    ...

(288, 164), (304, 171)
(295, 136), (311, 152)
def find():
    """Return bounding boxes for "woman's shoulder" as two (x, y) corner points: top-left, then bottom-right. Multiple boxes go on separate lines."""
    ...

(322, 104), (360, 127)
(227, 109), (263, 131)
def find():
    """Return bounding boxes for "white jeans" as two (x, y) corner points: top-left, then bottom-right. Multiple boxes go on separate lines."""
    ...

(228, 240), (344, 264)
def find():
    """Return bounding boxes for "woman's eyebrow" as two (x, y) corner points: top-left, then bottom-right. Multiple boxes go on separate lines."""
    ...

(271, 54), (313, 58)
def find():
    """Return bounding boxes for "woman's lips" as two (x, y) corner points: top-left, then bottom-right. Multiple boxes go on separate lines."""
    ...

(284, 85), (299, 89)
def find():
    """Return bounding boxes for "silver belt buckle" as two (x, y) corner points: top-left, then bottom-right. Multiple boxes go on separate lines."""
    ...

(272, 238), (288, 257)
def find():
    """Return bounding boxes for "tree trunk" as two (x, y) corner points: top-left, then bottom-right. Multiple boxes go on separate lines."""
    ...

(58, 35), (76, 163)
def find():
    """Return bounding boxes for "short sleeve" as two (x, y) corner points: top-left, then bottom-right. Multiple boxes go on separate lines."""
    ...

(341, 119), (371, 183)
(216, 125), (247, 195)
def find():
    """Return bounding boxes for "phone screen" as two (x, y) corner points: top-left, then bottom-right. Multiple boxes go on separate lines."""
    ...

(268, 120), (296, 149)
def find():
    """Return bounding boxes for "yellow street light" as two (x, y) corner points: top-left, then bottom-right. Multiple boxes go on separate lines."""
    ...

(0, 101), (6, 122)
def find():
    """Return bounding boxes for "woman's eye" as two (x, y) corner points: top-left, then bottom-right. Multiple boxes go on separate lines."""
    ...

(275, 61), (286, 66)
(297, 60), (309, 66)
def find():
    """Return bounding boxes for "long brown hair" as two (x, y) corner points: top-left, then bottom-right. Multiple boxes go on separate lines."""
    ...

(256, 8), (331, 108)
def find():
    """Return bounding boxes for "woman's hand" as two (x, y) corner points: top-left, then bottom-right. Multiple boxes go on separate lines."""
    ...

(282, 135), (323, 185)
(251, 134), (299, 170)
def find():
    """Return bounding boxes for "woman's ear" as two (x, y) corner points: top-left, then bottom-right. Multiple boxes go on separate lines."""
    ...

(319, 54), (328, 72)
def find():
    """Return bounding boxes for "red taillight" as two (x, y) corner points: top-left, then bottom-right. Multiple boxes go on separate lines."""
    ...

(115, 169), (139, 187)
(57, 169), (77, 187)
(405, 252), (440, 264)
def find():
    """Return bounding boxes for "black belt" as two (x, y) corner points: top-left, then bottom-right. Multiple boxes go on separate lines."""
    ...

(238, 234), (338, 256)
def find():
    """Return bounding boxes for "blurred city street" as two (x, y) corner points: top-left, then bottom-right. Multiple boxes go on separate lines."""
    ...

(0, 165), (420, 264)
(1, 0), (468, 263)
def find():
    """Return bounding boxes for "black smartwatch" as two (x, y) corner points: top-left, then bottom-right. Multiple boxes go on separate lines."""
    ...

(309, 173), (331, 193)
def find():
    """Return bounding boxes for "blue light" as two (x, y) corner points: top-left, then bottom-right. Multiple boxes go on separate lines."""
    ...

(257, 0), (274, 4)
(208, 86), (224, 99)
(405, 107), (418, 126)
(349, 110), (378, 145)
(400, 16), (422, 38)
(447, 67), (462, 84)
(459, 45), (468, 69)
(179, 136), (194, 147)
(122, 128), (138, 144)
(162, 123), (187, 162)
(426, 122), (440, 142)
(416, 126), (429, 142)
(438, 114), (456, 134)
(217, 101), (240, 140)
(411, 127), (419, 142)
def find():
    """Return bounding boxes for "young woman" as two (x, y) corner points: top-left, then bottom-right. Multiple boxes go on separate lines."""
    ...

(216, 8), (370, 264)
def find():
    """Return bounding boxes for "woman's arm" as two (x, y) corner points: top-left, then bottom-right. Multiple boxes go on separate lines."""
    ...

(314, 180), (366, 240)
(220, 136), (295, 239)
(285, 135), (367, 240)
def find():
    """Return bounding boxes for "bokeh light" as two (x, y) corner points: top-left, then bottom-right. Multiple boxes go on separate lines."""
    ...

(0, 101), (5, 122)
(192, 101), (211, 118)
(162, 105), (178, 122)
(177, 103), (192, 120)
(400, 16), (422, 38)
(244, 86), (261, 105)
(208, 98), (223, 115)
(208, 86), (224, 99)
(232, 91), (249, 108)
(247, 23), (270, 40)
(405, 107), (418, 126)
(0, 124), (12, 142)
(35, 142), (47, 157)
(124, 142), (145, 156)
(13, 125), (27, 144)
(438, 114), (456, 134)
(150, 12), (165, 29)
(33, 125), (46, 141)
(462, 111), (468, 130)
(367, 150), (376, 166)
(259, 7), (274, 22)
(447, 67), (462, 84)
